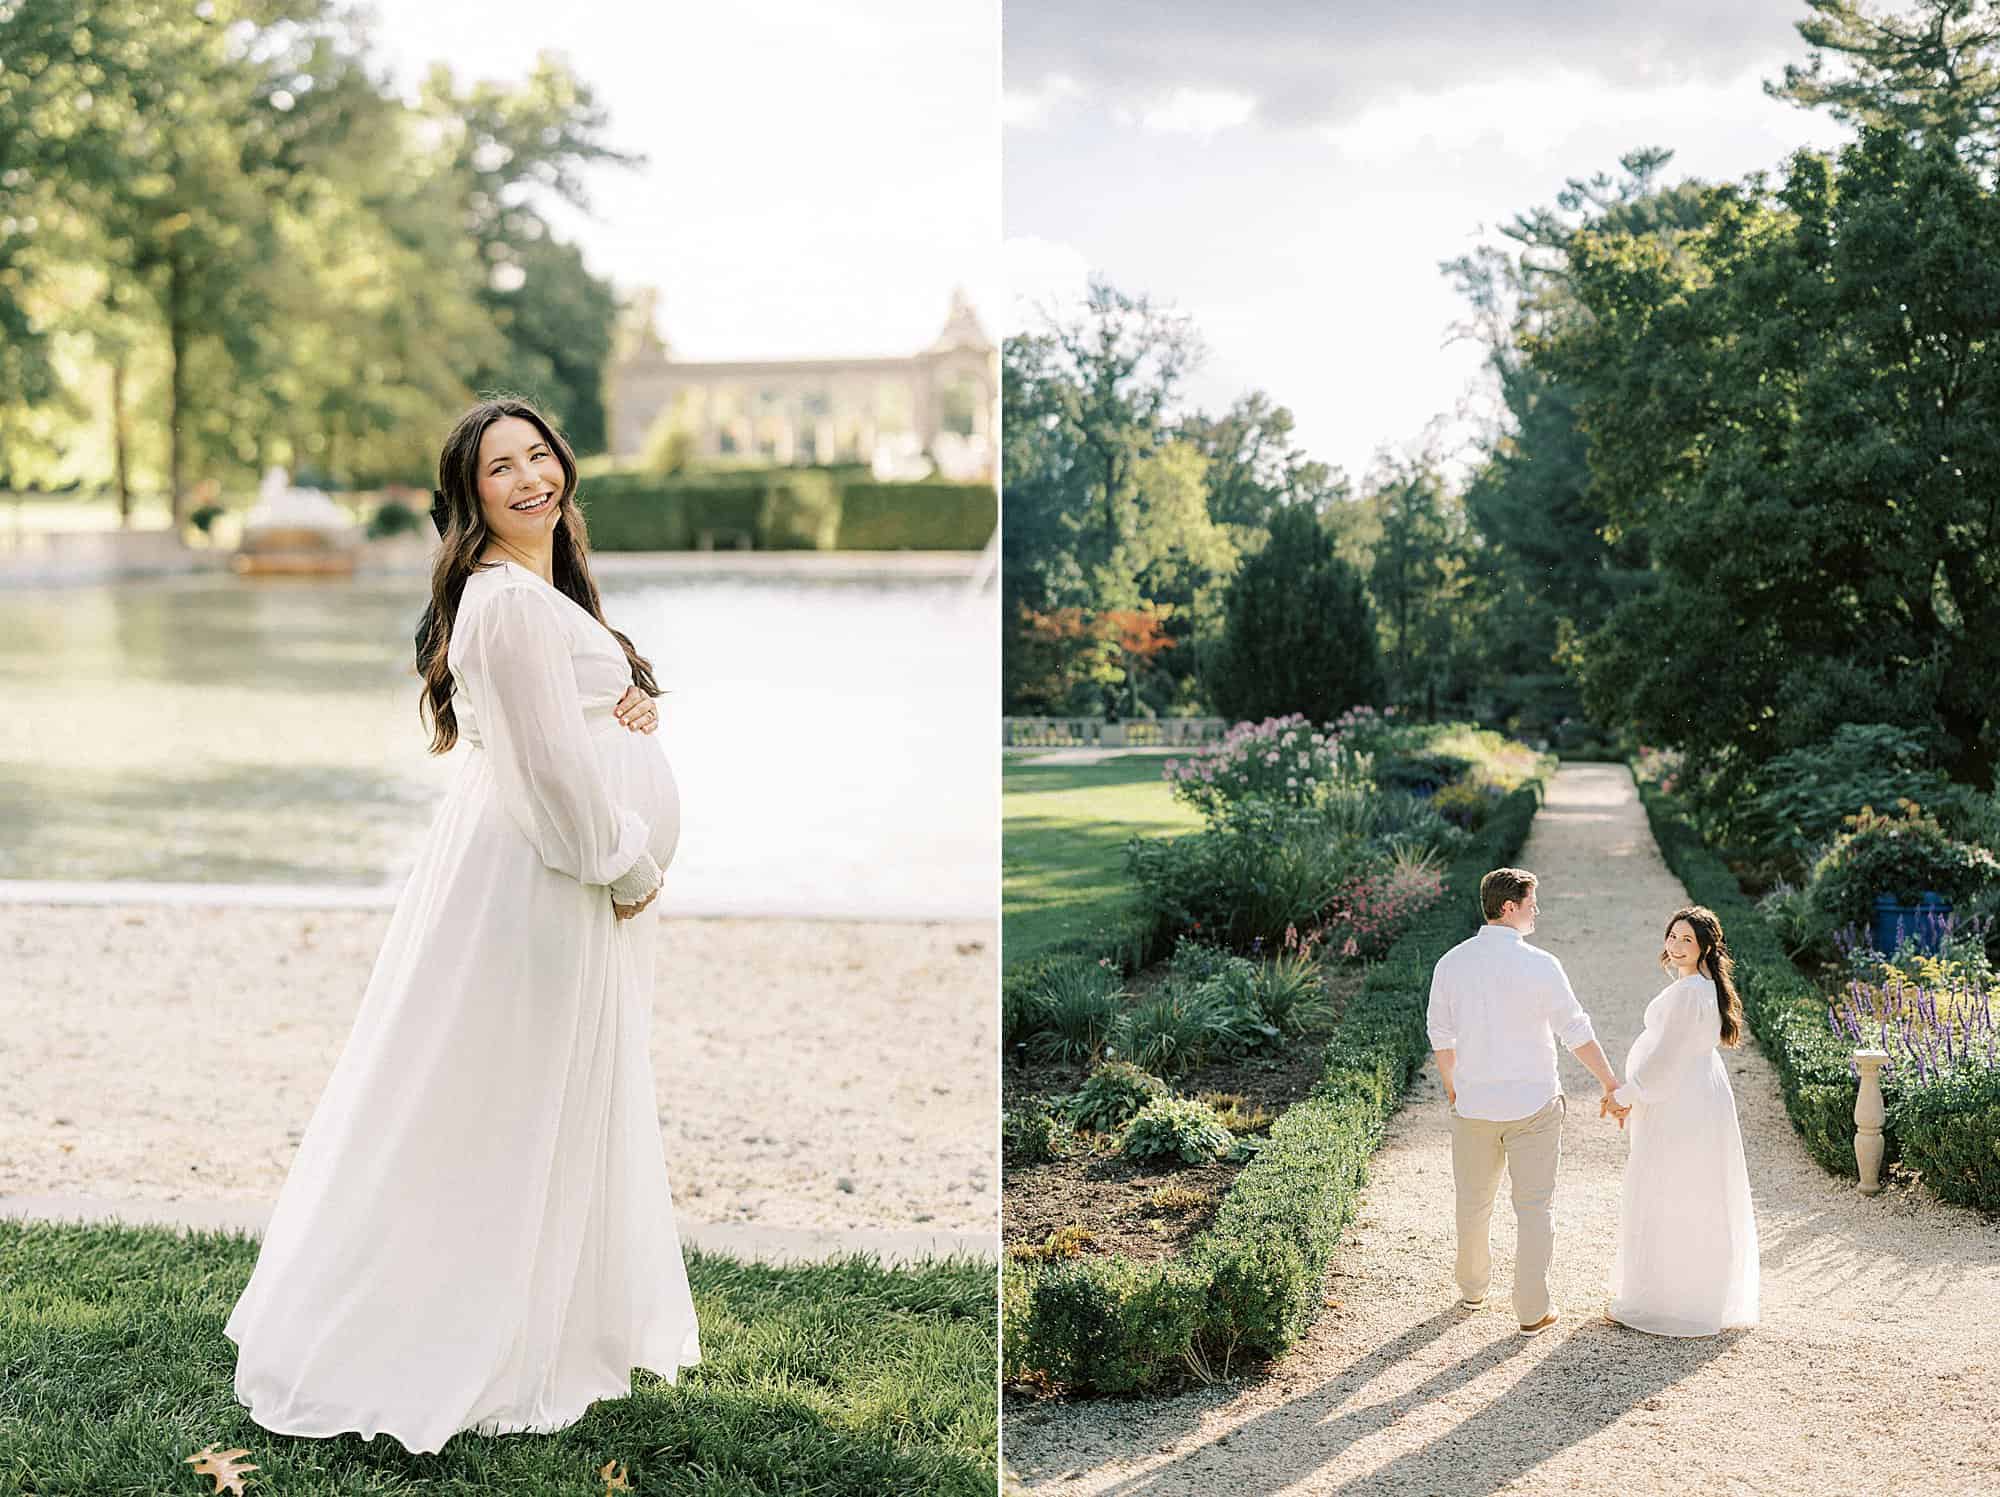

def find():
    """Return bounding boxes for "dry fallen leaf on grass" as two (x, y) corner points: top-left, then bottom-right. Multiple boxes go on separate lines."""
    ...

(185, 1443), (259, 1494)
(599, 1458), (632, 1492)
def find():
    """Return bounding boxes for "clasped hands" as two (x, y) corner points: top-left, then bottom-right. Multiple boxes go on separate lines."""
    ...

(1600, 1085), (1632, 1129)
(610, 684), (662, 923)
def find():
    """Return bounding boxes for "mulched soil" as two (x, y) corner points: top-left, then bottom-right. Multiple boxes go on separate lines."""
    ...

(1001, 963), (1364, 1265)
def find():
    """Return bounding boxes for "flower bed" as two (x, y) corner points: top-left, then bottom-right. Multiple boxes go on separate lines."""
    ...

(1634, 776), (2000, 1211)
(1002, 772), (1551, 1395)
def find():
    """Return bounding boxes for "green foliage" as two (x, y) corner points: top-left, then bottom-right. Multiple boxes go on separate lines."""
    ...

(1743, 724), (1956, 868)
(1888, 1063), (2000, 1212)
(1246, 950), (1332, 1035)
(1124, 798), (1369, 953)
(1064, 1060), (1171, 1133)
(365, 499), (424, 539)
(1804, 800), (2000, 931)
(188, 504), (225, 535)
(1001, 1101), (1077, 1167)
(1109, 987), (1252, 1077)
(757, 469), (842, 550)
(1117, 1097), (1236, 1164)
(1550, 131), (2000, 801)
(1207, 504), (1384, 725)
(574, 470), (986, 551)
(1023, 956), (1125, 1067)
(836, 481), (996, 550)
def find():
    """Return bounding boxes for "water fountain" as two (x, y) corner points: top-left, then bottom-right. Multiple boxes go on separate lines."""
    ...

(232, 467), (360, 576)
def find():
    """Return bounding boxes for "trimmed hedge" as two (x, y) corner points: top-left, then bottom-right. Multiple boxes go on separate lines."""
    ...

(572, 470), (992, 552)
(836, 480), (995, 550)
(1003, 768), (1553, 1394)
(1637, 777), (2000, 1210)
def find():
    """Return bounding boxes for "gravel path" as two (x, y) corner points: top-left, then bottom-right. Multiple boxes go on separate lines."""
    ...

(1005, 763), (2000, 1497)
(0, 906), (995, 1235)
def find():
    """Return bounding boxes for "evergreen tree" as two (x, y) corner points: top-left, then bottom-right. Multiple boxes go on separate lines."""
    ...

(1207, 504), (1383, 726)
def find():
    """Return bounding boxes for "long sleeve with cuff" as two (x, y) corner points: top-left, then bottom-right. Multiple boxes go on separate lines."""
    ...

(1614, 978), (1719, 1108)
(455, 582), (661, 905)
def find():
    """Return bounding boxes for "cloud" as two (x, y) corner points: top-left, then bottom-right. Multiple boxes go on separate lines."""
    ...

(1135, 86), (1257, 138)
(1003, 72), (1085, 130)
(1005, 0), (1810, 129)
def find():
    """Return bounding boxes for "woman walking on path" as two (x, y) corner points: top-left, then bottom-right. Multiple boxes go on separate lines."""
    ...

(225, 398), (702, 1453)
(1605, 904), (1760, 1336)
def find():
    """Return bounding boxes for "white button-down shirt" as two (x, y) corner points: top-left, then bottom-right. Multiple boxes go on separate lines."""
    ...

(1427, 923), (1598, 1122)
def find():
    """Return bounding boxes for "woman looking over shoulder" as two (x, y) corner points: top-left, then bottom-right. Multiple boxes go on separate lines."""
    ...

(1604, 904), (1760, 1338)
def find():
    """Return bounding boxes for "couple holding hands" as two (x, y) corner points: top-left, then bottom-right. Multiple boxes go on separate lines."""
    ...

(1427, 868), (1760, 1338)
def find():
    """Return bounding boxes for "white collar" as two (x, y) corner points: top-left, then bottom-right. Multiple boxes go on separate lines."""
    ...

(1479, 923), (1524, 941)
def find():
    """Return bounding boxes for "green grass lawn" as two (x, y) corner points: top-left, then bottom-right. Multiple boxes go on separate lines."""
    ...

(1002, 753), (1204, 966)
(0, 1222), (995, 1496)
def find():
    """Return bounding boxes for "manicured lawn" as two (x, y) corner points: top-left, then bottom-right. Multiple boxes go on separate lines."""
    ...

(1002, 753), (1203, 964)
(0, 1222), (996, 1496)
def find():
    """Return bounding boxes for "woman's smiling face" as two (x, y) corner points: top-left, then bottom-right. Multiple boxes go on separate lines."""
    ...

(1665, 918), (1700, 971)
(476, 416), (566, 544)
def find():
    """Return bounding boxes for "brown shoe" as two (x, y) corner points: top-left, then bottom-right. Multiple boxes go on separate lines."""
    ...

(1518, 1313), (1557, 1336)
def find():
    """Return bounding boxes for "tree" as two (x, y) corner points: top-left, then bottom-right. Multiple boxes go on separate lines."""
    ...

(1546, 130), (2000, 812)
(1207, 503), (1383, 726)
(1178, 390), (1346, 528)
(1767, 0), (2000, 165)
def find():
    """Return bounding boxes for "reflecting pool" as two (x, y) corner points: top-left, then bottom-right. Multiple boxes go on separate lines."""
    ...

(0, 564), (996, 918)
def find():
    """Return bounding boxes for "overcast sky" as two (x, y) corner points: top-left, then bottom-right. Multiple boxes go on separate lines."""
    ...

(360, 0), (1000, 363)
(1004, 0), (1854, 486)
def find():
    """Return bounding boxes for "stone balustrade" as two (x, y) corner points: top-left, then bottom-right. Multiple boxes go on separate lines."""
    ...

(1003, 716), (1227, 748)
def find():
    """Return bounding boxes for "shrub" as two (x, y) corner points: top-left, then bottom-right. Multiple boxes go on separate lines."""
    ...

(756, 469), (842, 549)
(1317, 862), (1448, 961)
(1246, 950), (1332, 1035)
(189, 503), (225, 535)
(835, 479), (996, 550)
(366, 499), (424, 539)
(1024, 956), (1125, 1066)
(1804, 799), (2000, 932)
(1002, 1101), (1077, 1166)
(1431, 779), (1497, 830)
(1125, 799), (1368, 952)
(1194, 1092), (1275, 1134)
(1163, 713), (1364, 824)
(1065, 1061), (1171, 1133)
(1742, 723), (1954, 868)
(1165, 936), (1250, 988)
(1109, 988), (1255, 1076)
(1118, 1098), (1236, 1164)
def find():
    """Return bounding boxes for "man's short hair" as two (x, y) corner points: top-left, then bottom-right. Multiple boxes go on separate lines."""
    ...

(1480, 867), (1537, 922)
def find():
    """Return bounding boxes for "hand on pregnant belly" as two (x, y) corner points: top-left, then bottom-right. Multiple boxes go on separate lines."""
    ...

(604, 687), (681, 874)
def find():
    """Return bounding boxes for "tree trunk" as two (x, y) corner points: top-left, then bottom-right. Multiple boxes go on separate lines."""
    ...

(110, 354), (132, 528)
(167, 253), (187, 535)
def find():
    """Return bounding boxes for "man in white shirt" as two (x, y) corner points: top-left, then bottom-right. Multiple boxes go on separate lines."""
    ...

(1426, 866), (1628, 1335)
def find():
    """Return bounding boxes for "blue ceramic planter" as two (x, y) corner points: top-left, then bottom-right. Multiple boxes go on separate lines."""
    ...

(1870, 890), (1952, 955)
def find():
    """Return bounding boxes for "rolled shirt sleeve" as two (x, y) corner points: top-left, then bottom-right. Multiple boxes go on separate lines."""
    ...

(1545, 957), (1597, 1051)
(455, 582), (660, 901)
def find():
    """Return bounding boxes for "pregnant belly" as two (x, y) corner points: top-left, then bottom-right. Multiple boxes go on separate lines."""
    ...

(592, 726), (682, 874)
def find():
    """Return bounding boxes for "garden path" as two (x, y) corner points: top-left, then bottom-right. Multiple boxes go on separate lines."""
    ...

(1006, 762), (2000, 1497)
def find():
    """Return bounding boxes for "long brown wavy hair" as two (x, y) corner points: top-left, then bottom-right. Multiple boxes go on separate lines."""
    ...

(414, 397), (661, 754)
(1659, 904), (1745, 1048)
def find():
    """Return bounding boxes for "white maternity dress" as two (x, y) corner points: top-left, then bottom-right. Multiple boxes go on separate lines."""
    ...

(225, 557), (701, 1453)
(1608, 972), (1760, 1336)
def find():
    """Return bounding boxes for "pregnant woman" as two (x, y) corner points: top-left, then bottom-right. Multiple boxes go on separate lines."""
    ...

(226, 398), (701, 1453)
(1605, 904), (1760, 1337)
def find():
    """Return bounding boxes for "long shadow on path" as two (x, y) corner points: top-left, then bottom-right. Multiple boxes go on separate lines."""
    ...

(1093, 1306), (1740, 1497)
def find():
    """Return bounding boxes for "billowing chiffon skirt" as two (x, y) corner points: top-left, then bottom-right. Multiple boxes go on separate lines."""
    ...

(224, 723), (699, 1454)
(1609, 1050), (1759, 1336)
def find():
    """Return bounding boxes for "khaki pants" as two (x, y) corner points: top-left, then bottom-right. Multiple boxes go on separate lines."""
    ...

(1449, 1092), (1564, 1324)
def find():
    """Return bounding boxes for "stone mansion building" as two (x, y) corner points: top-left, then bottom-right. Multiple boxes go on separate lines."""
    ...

(606, 290), (997, 482)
